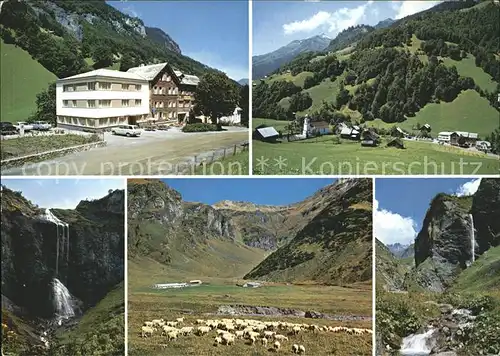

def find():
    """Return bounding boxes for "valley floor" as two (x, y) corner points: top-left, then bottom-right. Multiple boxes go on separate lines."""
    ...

(252, 131), (499, 175)
(128, 259), (373, 356)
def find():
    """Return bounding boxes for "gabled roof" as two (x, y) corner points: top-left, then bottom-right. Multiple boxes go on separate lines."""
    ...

(438, 131), (455, 136)
(311, 121), (330, 129)
(256, 127), (279, 138)
(127, 63), (170, 81)
(58, 68), (147, 81)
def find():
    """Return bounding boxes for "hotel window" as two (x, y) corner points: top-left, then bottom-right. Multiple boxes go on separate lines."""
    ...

(63, 100), (69, 107)
(63, 85), (70, 92)
(122, 84), (130, 90)
(135, 99), (141, 106)
(99, 100), (111, 107)
(135, 84), (141, 91)
(166, 75), (171, 82)
(162, 74), (167, 81)
(87, 82), (96, 90)
(122, 99), (129, 107)
(72, 100), (77, 107)
(88, 100), (96, 108)
(99, 82), (111, 90)
(162, 87), (166, 95)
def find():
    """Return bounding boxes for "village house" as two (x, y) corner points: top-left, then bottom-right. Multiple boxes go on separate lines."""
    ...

(437, 131), (478, 146)
(361, 129), (380, 147)
(302, 116), (331, 136)
(55, 69), (150, 130)
(253, 125), (280, 142)
(338, 122), (360, 140)
(127, 63), (199, 124)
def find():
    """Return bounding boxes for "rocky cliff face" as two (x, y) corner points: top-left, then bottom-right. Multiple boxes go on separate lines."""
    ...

(411, 178), (499, 292)
(1, 186), (124, 318)
(145, 26), (181, 54)
(244, 179), (373, 284)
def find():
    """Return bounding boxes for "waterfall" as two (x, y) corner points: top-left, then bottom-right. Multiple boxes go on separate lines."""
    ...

(52, 278), (75, 319)
(400, 329), (435, 355)
(44, 209), (69, 277)
(469, 214), (475, 264)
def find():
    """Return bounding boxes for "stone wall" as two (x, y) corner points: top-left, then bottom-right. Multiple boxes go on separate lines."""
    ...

(0, 141), (106, 170)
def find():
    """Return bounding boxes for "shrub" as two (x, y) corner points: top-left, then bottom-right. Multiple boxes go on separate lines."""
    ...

(182, 123), (220, 133)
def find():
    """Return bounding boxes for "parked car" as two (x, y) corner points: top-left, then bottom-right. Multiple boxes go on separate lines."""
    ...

(14, 121), (34, 131)
(32, 121), (52, 131)
(111, 125), (141, 137)
(0, 122), (17, 135)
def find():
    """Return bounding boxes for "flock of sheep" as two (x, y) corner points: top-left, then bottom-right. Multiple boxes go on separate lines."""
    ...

(140, 316), (372, 354)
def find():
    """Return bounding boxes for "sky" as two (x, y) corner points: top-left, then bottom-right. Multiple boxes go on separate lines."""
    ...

(253, 0), (442, 55)
(161, 178), (336, 205)
(108, 1), (249, 80)
(375, 178), (482, 246)
(2, 179), (124, 209)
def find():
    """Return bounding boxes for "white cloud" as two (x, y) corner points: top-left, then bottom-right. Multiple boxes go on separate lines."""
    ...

(184, 50), (248, 80)
(391, 1), (442, 20)
(374, 199), (418, 245)
(455, 178), (482, 197)
(282, 1), (374, 36)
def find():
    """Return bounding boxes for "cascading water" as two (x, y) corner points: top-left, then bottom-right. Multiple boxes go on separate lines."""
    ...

(400, 329), (435, 355)
(469, 214), (475, 264)
(52, 278), (75, 319)
(44, 209), (70, 276)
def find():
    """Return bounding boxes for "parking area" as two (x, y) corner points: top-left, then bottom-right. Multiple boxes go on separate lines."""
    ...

(1, 126), (249, 175)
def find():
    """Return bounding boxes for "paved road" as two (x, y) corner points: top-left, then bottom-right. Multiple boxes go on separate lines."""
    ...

(2, 128), (249, 176)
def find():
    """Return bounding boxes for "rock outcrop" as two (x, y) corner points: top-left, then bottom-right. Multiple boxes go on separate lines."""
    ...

(1, 186), (124, 317)
(411, 178), (500, 292)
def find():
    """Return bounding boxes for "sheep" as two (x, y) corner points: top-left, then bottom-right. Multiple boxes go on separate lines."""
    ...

(222, 333), (235, 345)
(166, 321), (178, 327)
(309, 324), (319, 333)
(298, 345), (305, 354)
(263, 330), (276, 339)
(216, 329), (226, 336)
(249, 335), (256, 345)
(141, 326), (154, 338)
(176, 317), (184, 323)
(235, 330), (245, 339)
(261, 337), (268, 347)
(196, 319), (205, 324)
(274, 334), (288, 341)
(214, 336), (223, 346)
(292, 326), (301, 335)
(196, 326), (210, 336)
(292, 344), (299, 354)
(161, 325), (176, 335)
(143, 321), (153, 328)
(167, 330), (178, 341)
(274, 341), (281, 350)
(152, 319), (164, 328)
(180, 326), (193, 336)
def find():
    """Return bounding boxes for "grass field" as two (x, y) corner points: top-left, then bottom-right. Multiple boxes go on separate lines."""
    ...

(441, 56), (498, 92)
(399, 90), (499, 138)
(252, 124), (499, 175)
(453, 245), (500, 293)
(193, 150), (249, 175)
(253, 118), (292, 131)
(267, 71), (313, 88)
(0, 39), (57, 123)
(0, 134), (102, 160)
(128, 251), (372, 356)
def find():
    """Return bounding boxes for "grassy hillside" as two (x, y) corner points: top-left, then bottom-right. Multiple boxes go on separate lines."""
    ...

(453, 245), (500, 293)
(0, 39), (57, 122)
(441, 55), (497, 92)
(375, 239), (409, 292)
(400, 90), (499, 138)
(51, 283), (124, 356)
(267, 71), (313, 87)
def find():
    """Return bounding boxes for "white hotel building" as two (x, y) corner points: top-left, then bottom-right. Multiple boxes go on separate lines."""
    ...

(56, 69), (150, 130)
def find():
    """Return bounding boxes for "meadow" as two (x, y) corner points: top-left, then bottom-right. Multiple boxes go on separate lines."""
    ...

(128, 257), (373, 356)
(252, 122), (499, 175)
(0, 39), (57, 123)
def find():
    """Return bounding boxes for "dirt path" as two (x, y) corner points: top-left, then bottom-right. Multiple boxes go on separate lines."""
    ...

(2, 131), (248, 175)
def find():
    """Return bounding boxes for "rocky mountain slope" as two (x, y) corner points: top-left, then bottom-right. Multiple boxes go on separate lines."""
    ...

(1, 185), (124, 354)
(0, 0), (214, 79)
(244, 179), (373, 284)
(253, 34), (331, 79)
(408, 178), (500, 292)
(386, 243), (410, 258)
(129, 178), (372, 285)
(326, 25), (373, 52)
(375, 239), (409, 292)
